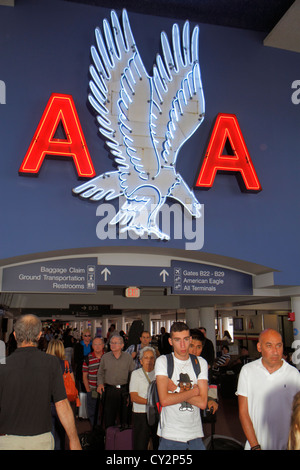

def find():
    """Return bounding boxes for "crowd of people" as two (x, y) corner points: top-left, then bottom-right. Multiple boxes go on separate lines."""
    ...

(1, 315), (300, 451)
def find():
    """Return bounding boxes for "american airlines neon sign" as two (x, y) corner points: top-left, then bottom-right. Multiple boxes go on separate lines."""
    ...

(195, 113), (261, 192)
(19, 94), (95, 178)
(19, 9), (261, 240)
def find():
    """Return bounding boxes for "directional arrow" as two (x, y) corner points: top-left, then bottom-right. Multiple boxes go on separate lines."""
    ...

(101, 267), (111, 282)
(96, 265), (172, 287)
(160, 269), (169, 283)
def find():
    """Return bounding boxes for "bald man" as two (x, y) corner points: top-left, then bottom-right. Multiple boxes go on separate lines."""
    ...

(237, 328), (300, 450)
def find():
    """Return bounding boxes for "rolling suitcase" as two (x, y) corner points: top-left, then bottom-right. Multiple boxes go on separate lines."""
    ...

(203, 408), (244, 450)
(80, 425), (105, 450)
(79, 393), (105, 450)
(105, 426), (134, 450)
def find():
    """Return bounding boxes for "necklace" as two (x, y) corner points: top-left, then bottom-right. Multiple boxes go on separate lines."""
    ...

(176, 357), (191, 374)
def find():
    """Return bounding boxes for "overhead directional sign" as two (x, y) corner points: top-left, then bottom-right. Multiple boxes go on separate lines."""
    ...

(97, 265), (170, 287)
(69, 305), (122, 317)
(2, 258), (98, 293)
(1, 258), (252, 296)
(97, 261), (252, 295)
(171, 261), (253, 295)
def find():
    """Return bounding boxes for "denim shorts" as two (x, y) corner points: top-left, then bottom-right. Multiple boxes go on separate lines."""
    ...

(159, 437), (206, 450)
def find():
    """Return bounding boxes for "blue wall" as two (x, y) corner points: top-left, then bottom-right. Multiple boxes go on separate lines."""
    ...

(0, 0), (299, 285)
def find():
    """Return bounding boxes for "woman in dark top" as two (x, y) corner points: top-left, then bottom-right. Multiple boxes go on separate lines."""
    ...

(46, 339), (75, 450)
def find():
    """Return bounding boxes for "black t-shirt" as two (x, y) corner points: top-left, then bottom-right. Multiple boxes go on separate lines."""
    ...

(0, 347), (67, 436)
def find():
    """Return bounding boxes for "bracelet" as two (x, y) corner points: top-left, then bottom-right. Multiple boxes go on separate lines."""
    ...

(251, 444), (261, 450)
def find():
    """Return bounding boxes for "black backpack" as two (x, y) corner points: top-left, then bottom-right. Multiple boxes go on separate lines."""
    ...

(146, 353), (200, 426)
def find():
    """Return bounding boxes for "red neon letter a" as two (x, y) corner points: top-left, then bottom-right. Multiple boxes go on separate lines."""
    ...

(19, 93), (95, 178)
(195, 113), (261, 192)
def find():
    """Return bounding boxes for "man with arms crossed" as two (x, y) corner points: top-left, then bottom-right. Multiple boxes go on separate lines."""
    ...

(155, 322), (208, 450)
(237, 328), (300, 450)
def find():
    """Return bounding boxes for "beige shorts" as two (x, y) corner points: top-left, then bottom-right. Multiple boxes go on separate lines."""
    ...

(0, 431), (54, 450)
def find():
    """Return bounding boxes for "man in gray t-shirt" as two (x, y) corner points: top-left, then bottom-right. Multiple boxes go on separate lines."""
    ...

(97, 334), (135, 428)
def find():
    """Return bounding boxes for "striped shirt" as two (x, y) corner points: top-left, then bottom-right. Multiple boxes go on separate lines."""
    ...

(216, 353), (230, 367)
(82, 352), (103, 390)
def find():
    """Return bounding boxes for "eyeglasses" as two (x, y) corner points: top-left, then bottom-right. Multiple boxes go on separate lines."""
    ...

(83, 334), (91, 337)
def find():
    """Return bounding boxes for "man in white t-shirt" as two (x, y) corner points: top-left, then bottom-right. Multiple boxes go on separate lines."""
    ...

(237, 328), (300, 450)
(155, 322), (208, 450)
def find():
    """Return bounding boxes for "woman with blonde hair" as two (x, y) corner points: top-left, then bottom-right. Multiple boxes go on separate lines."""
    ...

(46, 339), (75, 449)
(288, 391), (300, 450)
(47, 338), (66, 360)
(46, 338), (76, 386)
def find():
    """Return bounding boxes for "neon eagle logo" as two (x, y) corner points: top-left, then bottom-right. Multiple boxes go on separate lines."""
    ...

(73, 9), (204, 240)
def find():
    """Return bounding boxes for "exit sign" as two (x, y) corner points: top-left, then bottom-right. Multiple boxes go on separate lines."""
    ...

(125, 287), (140, 298)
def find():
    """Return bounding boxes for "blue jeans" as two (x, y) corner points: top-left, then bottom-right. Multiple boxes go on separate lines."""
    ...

(159, 437), (206, 450)
(86, 391), (99, 426)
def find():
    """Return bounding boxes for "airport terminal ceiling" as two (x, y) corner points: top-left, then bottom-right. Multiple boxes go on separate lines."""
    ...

(0, 246), (296, 321)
